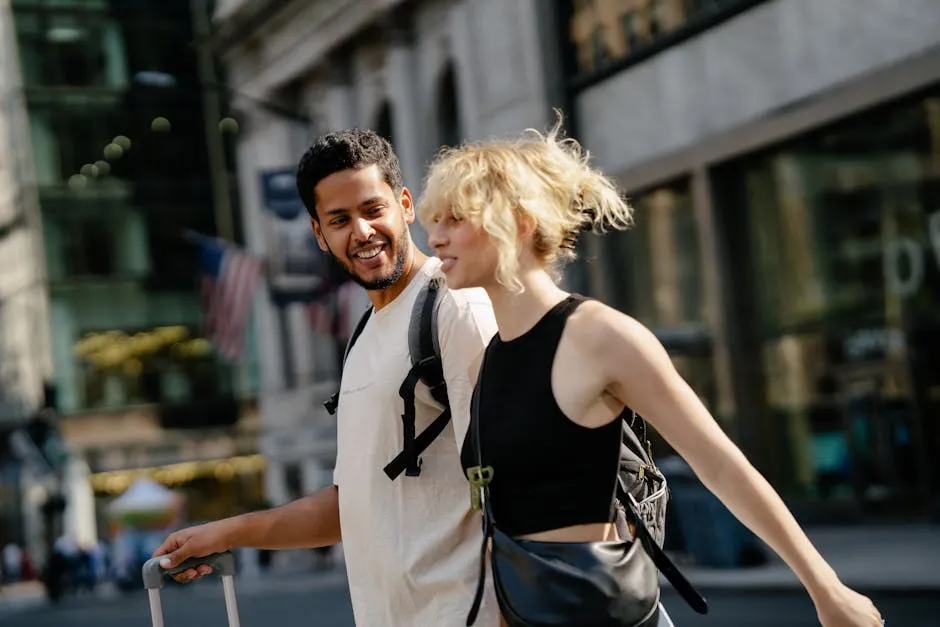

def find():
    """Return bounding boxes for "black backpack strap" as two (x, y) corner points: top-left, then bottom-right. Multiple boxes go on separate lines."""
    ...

(617, 475), (709, 615)
(323, 306), (373, 415)
(411, 277), (447, 406)
(383, 278), (451, 480)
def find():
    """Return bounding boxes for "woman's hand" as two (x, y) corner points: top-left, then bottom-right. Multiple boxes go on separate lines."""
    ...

(815, 583), (883, 626)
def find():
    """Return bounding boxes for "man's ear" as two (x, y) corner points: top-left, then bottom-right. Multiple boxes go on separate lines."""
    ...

(400, 187), (415, 225)
(310, 217), (329, 252)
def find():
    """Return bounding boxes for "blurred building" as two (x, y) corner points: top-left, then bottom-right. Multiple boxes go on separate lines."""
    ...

(0, 0), (57, 568)
(0, 0), (267, 563)
(214, 0), (940, 525)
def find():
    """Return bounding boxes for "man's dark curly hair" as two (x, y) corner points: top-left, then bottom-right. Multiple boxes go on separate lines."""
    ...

(296, 129), (404, 221)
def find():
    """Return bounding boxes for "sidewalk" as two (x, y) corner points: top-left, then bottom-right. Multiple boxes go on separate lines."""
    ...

(0, 547), (350, 617)
(663, 524), (940, 593)
(0, 581), (47, 616)
(2, 525), (937, 616)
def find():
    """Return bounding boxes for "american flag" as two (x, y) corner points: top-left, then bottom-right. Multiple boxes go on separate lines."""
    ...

(305, 280), (357, 340)
(198, 236), (263, 358)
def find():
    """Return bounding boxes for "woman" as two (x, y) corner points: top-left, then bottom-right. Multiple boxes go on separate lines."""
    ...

(416, 117), (884, 627)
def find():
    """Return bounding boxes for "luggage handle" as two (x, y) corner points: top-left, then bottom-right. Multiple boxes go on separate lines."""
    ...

(142, 551), (240, 627)
(142, 551), (236, 589)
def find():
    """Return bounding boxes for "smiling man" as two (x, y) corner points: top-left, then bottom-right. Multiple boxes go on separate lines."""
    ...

(152, 129), (500, 626)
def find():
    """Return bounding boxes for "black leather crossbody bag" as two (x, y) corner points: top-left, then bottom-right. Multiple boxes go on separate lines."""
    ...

(465, 357), (708, 627)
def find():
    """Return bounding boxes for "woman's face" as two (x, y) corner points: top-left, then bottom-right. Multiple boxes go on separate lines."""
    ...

(427, 210), (500, 290)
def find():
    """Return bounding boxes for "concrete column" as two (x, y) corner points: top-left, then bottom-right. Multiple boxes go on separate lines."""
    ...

(386, 30), (429, 249)
(323, 67), (357, 132)
(263, 458), (289, 506)
(446, 1), (481, 141)
(236, 111), (318, 506)
(302, 459), (330, 494)
(235, 114), (286, 394)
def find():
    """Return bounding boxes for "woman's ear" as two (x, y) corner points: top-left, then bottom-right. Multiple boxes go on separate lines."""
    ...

(517, 210), (538, 241)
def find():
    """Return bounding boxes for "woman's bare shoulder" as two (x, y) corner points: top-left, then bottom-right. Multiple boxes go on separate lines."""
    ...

(566, 299), (667, 365)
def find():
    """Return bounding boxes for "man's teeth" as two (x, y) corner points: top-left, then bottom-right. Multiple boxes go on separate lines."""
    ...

(355, 246), (383, 259)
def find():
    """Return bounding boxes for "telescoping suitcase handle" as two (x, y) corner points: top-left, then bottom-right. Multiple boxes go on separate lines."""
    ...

(141, 551), (240, 627)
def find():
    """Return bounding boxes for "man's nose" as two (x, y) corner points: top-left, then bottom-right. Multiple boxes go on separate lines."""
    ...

(352, 217), (376, 241)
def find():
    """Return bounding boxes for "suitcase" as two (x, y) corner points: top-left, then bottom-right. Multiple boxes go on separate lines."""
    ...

(141, 551), (241, 627)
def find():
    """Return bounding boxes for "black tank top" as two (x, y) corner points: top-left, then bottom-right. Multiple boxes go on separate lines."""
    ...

(460, 295), (622, 537)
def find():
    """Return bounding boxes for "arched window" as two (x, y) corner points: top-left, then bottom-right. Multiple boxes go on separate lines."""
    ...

(374, 99), (394, 146)
(436, 62), (462, 148)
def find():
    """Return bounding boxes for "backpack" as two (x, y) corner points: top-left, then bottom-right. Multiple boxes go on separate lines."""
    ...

(616, 412), (669, 548)
(617, 412), (708, 613)
(324, 277), (450, 480)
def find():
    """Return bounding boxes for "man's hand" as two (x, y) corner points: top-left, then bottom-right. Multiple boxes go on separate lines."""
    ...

(151, 518), (239, 583)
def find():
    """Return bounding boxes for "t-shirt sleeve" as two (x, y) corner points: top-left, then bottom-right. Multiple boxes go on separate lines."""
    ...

(333, 428), (344, 486)
(435, 287), (498, 450)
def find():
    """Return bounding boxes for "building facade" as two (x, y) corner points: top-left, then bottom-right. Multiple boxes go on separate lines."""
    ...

(0, 0), (57, 566)
(2, 0), (266, 563)
(562, 0), (940, 522)
(214, 0), (940, 524)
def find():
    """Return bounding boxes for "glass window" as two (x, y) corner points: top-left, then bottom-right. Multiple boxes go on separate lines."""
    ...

(28, 102), (122, 186)
(566, 0), (757, 78)
(437, 64), (462, 149)
(14, 6), (128, 89)
(597, 179), (717, 444)
(601, 180), (705, 330)
(716, 89), (940, 512)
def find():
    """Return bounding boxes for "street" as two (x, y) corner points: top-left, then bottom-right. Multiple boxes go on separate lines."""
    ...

(2, 575), (936, 627)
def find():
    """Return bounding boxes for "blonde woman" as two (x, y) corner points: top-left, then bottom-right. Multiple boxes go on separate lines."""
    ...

(417, 117), (885, 627)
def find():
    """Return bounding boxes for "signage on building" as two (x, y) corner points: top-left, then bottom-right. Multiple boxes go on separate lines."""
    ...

(884, 209), (940, 297)
(259, 168), (331, 300)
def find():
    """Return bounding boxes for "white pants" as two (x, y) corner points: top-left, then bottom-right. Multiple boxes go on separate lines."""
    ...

(658, 602), (676, 627)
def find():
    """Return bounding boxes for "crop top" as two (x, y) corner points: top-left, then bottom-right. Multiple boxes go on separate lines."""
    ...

(460, 295), (622, 537)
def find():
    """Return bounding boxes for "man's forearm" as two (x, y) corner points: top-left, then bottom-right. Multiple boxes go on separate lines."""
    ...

(229, 485), (341, 550)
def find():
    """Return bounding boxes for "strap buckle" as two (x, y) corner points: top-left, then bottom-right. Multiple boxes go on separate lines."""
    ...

(466, 465), (494, 511)
(324, 393), (339, 415)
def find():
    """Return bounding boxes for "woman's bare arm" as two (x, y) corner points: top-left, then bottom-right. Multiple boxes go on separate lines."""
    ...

(579, 302), (880, 626)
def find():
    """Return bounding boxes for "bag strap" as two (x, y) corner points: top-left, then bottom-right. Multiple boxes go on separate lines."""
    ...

(466, 347), (494, 627)
(383, 278), (452, 480)
(617, 477), (708, 614)
(323, 306), (373, 415)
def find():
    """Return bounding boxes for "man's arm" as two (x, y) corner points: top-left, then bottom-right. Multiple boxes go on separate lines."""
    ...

(152, 485), (341, 580)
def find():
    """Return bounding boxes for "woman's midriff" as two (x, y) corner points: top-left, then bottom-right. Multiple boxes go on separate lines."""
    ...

(516, 522), (620, 543)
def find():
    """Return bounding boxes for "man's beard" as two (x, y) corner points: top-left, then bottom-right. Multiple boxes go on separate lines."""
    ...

(330, 222), (410, 290)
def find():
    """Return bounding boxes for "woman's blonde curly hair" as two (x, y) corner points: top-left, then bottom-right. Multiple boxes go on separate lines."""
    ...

(417, 112), (633, 292)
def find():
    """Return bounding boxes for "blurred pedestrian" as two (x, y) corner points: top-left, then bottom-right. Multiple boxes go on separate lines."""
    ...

(418, 113), (885, 627)
(1, 542), (22, 585)
(153, 129), (501, 626)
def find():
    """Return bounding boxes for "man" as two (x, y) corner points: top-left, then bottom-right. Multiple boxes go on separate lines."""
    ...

(152, 129), (500, 626)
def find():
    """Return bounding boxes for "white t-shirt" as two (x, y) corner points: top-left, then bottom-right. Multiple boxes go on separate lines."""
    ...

(334, 257), (500, 627)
